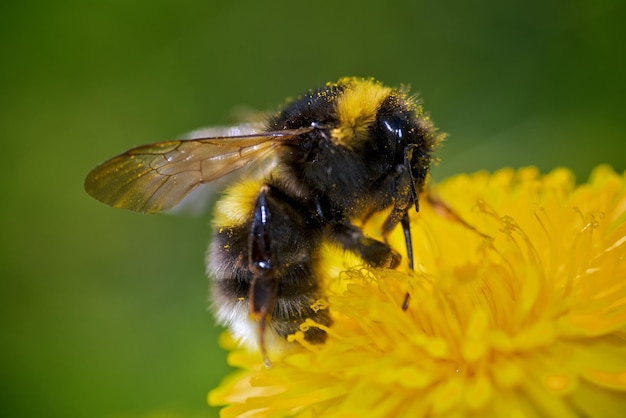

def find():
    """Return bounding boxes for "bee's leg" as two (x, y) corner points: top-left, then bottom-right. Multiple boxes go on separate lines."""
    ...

(381, 160), (417, 266)
(332, 223), (401, 269)
(427, 193), (490, 239)
(400, 212), (413, 270)
(381, 206), (413, 268)
(381, 162), (417, 310)
(248, 185), (277, 368)
(399, 212), (412, 310)
(380, 206), (414, 310)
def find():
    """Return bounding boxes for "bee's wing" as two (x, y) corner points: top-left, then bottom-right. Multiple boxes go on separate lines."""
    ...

(162, 123), (272, 216)
(179, 122), (267, 140)
(84, 128), (309, 213)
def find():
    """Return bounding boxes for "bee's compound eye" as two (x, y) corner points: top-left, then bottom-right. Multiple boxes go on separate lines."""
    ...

(381, 115), (406, 142)
(377, 113), (410, 163)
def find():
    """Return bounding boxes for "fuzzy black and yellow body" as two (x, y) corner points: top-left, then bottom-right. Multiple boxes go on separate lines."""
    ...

(84, 77), (441, 365)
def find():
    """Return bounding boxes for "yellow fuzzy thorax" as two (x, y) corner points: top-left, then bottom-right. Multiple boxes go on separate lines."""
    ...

(330, 77), (392, 148)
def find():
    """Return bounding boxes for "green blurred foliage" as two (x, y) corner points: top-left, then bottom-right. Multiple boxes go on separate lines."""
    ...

(1, 0), (624, 417)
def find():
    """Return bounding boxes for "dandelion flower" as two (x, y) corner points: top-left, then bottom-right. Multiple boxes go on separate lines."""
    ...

(209, 166), (626, 417)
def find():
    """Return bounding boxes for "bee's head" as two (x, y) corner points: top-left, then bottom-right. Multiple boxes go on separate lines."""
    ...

(364, 92), (440, 209)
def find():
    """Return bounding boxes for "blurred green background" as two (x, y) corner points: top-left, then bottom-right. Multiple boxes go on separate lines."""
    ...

(1, 1), (624, 417)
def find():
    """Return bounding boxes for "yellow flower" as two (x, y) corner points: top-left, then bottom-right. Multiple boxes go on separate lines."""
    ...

(209, 166), (626, 417)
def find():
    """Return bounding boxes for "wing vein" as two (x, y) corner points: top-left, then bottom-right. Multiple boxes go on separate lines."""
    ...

(85, 127), (310, 213)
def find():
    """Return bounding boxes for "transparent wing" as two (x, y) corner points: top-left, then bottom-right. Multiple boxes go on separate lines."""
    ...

(166, 122), (271, 216)
(84, 128), (309, 213)
(179, 122), (266, 140)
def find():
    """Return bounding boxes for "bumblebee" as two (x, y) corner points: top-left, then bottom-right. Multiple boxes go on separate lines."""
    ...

(85, 77), (440, 365)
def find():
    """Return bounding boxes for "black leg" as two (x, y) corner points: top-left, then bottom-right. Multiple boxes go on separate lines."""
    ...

(427, 193), (490, 239)
(400, 211), (414, 270)
(332, 223), (401, 269)
(248, 185), (277, 367)
(400, 212), (413, 311)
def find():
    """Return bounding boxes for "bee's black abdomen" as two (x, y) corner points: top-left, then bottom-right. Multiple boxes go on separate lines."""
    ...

(208, 183), (331, 344)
